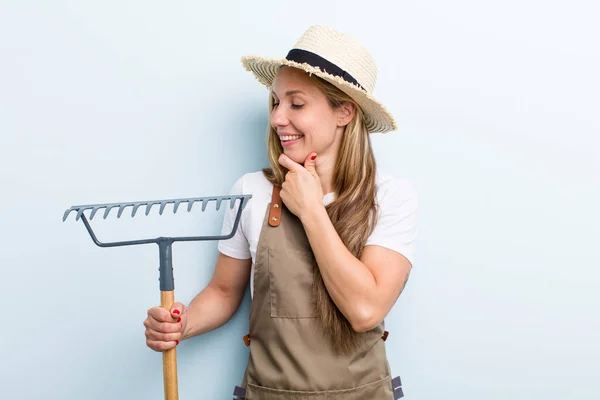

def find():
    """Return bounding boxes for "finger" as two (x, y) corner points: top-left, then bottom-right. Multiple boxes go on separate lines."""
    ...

(145, 327), (182, 342)
(170, 302), (186, 320)
(278, 154), (302, 172)
(303, 152), (317, 173)
(146, 339), (178, 352)
(144, 317), (182, 333)
(148, 306), (173, 323)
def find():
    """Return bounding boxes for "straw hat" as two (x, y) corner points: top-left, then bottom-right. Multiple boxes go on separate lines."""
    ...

(241, 25), (397, 133)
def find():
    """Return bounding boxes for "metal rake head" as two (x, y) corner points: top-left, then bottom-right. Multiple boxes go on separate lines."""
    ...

(62, 193), (252, 251)
(62, 195), (250, 222)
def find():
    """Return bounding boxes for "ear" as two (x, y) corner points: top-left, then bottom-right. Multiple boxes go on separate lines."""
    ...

(337, 102), (356, 127)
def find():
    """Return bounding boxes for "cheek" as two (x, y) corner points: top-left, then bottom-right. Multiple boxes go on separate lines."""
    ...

(304, 115), (338, 147)
(299, 111), (336, 138)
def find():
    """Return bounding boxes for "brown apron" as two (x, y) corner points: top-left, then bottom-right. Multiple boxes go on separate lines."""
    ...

(233, 186), (404, 400)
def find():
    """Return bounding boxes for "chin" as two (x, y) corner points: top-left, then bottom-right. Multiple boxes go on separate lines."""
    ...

(283, 149), (307, 164)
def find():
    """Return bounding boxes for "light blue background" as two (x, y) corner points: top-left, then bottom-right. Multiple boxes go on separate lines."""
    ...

(1, 1), (598, 399)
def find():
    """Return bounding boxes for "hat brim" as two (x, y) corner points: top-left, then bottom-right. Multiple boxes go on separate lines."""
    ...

(241, 56), (397, 133)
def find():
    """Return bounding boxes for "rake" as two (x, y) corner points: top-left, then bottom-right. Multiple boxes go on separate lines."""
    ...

(63, 194), (252, 400)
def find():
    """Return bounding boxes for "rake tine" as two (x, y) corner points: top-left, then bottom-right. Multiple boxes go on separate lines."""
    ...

(90, 206), (104, 220)
(187, 200), (197, 212)
(229, 197), (237, 209)
(173, 200), (183, 213)
(159, 201), (170, 215)
(202, 198), (213, 212)
(216, 198), (224, 211)
(146, 201), (160, 216)
(76, 206), (92, 221)
(103, 205), (118, 219)
(117, 204), (130, 218)
(131, 203), (145, 217)
(62, 209), (74, 222)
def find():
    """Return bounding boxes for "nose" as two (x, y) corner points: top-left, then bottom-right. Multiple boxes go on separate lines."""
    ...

(270, 103), (289, 129)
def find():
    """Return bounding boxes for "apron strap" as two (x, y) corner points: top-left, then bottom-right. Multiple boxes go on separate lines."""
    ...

(268, 185), (283, 227)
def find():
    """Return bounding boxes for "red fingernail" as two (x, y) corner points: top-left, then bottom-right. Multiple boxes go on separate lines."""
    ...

(176, 340), (179, 345)
(311, 155), (317, 160)
(177, 317), (181, 322)
(172, 310), (180, 315)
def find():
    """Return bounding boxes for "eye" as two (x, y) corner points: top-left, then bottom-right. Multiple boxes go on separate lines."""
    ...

(291, 104), (304, 109)
(272, 101), (279, 107)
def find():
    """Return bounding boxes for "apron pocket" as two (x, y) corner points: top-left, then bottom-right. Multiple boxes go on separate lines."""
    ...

(246, 383), (327, 400)
(268, 248), (317, 318)
(327, 375), (395, 400)
(246, 375), (394, 400)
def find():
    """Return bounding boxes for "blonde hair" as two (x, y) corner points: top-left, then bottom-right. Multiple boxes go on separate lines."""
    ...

(263, 71), (378, 355)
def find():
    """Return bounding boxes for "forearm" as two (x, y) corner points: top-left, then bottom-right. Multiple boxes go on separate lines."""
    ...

(301, 206), (378, 330)
(181, 285), (240, 340)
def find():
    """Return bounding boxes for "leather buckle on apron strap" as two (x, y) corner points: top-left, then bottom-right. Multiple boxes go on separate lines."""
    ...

(381, 330), (389, 341)
(268, 186), (283, 227)
(233, 385), (246, 400)
(392, 376), (404, 399)
(242, 334), (251, 346)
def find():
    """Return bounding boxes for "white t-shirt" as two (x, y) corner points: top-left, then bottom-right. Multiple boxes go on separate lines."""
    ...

(217, 170), (419, 298)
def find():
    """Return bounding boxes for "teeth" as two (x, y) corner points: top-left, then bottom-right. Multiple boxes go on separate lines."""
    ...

(281, 135), (303, 141)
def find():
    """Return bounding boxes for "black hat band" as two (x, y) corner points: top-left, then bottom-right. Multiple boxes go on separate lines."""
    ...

(285, 49), (365, 92)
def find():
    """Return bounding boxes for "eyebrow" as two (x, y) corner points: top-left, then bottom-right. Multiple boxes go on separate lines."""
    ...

(272, 89), (305, 98)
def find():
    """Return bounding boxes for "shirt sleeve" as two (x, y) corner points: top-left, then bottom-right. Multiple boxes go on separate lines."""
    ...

(217, 175), (252, 260)
(365, 179), (419, 266)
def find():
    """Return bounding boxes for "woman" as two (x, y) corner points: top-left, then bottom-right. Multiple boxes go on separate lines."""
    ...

(143, 25), (418, 399)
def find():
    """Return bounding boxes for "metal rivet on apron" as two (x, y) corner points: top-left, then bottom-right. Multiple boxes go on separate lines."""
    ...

(243, 334), (251, 346)
(381, 330), (389, 341)
(272, 216), (278, 222)
(274, 203), (279, 208)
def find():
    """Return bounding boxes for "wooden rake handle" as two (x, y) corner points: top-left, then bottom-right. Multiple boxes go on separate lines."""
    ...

(161, 290), (179, 400)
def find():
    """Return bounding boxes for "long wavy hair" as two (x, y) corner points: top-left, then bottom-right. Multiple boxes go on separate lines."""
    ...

(262, 71), (379, 355)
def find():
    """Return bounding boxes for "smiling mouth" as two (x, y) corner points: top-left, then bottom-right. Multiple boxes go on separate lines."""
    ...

(280, 134), (304, 141)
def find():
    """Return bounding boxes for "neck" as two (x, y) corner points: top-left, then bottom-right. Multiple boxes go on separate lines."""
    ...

(315, 152), (337, 195)
(315, 127), (345, 195)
